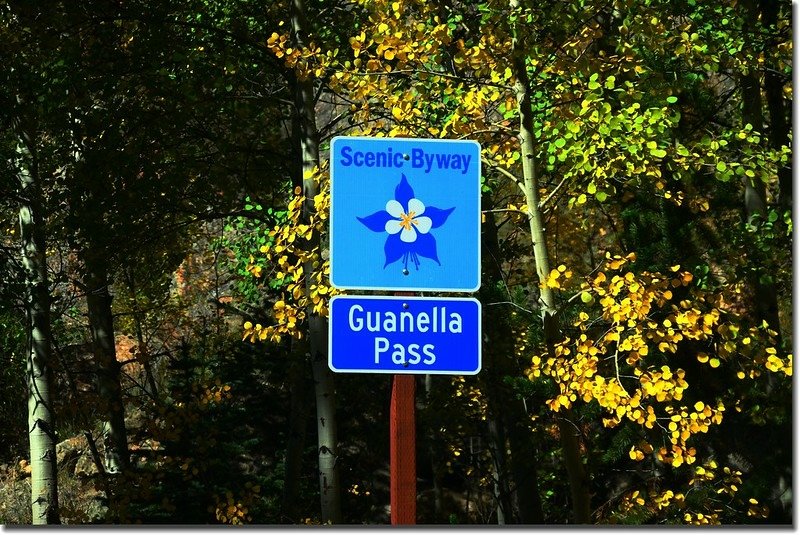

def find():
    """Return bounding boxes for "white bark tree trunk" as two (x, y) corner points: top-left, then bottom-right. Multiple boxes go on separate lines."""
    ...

(509, 0), (591, 522)
(16, 136), (60, 525)
(291, 0), (342, 522)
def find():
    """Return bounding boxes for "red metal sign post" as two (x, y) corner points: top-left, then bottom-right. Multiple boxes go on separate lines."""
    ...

(390, 374), (416, 524)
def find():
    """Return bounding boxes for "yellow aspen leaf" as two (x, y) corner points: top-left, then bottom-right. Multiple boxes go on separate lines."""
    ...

(545, 269), (561, 289)
(608, 258), (624, 269)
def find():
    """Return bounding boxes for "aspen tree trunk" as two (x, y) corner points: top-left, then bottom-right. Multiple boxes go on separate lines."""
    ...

(281, 343), (310, 520)
(121, 268), (159, 399)
(740, 71), (768, 218)
(486, 419), (511, 524)
(739, 0), (782, 344)
(84, 257), (128, 474)
(509, 0), (591, 523)
(761, 0), (792, 211)
(481, 209), (514, 525)
(739, 7), (790, 511)
(422, 376), (445, 522)
(481, 205), (543, 524)
(281, 100), (311, 522)
(16, 137), (60, 524)
(64, 112), (132, 463)
(291, 0), (342, 522)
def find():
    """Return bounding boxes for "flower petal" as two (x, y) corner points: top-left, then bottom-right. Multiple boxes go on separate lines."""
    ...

(383, 233), (406, 268)
(424, 205), (455, 228)
(385, 219), (403, 234)
(412, 232), (440, 265)
(414, 216), (432, 234)
(385, 199), (404, 218)
(407, 198), (426, 216)
(394, 174), (414, 208)
(400, 226), (417, 243)
(357, 210), (395, 232)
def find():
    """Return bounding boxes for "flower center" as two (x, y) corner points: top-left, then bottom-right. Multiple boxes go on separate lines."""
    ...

(399, 211), (417, 231)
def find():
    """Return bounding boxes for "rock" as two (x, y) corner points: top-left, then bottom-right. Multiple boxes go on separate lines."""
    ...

(57, 435), (88, 473)
(74, 453), (101, 478)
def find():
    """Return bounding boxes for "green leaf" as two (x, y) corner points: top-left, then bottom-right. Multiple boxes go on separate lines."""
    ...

(716, 161), (727, 172)
(554, 138), (566, 149)
(666, 96), (678, 104)
(580, 291), (594, 303)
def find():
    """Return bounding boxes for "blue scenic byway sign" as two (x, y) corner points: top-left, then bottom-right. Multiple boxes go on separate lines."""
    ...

(329, 295), (481, 375)
(329, 136), (481, 292)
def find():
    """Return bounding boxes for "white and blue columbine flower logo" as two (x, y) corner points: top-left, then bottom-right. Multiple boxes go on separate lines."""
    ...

(357, 174), (454, 272)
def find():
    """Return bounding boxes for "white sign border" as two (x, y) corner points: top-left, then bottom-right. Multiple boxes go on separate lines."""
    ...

(328, 294), (482, 375)
(329, 136), (482, 293)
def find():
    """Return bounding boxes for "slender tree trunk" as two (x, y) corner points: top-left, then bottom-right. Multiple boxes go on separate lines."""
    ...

(281, 87), (311, 523)
(423, 375), (445, 522)
(291, 0), (341, 522)
(64, 110), (132, 464)
(487, 421), (509, 524)
(281, 344), (310, 521)
(509, 1), (591, 523)
(84, 258), (128, 474)
(310, 332), (341, 523)
(122, 268), (159, 399)
(480, 204), (543, 524)
(480, 208), (513, 525)
(740, 71), (767, 218)
(16, 138), (60, 525)
(761, 0), (792, 211)
(739, 0), (767, 220)
(739, 0), (782, 344)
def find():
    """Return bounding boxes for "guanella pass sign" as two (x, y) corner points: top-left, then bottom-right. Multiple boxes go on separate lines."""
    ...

(328, 136), (482, 376)
(329, 296), (481, 375)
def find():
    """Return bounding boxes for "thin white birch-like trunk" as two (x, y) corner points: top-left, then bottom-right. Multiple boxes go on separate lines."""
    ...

(291, 0), (342, 522)
(17, 137), (60, 525)
(509, 0), (591, 523)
